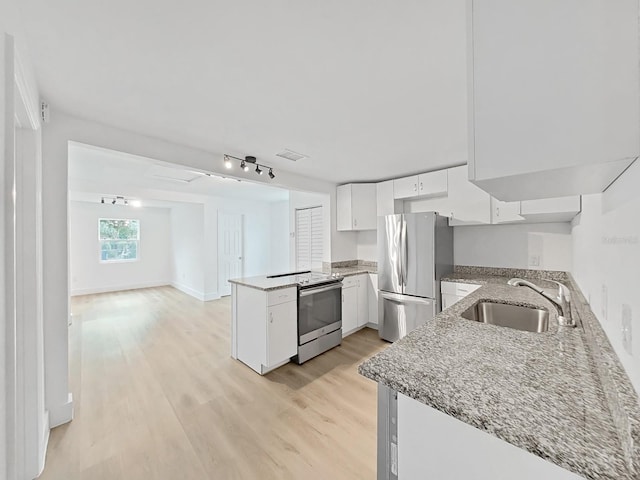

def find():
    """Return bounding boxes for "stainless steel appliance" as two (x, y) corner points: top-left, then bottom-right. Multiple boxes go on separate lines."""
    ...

(377, 212), (453, 342)
(292, 272), (343, 364)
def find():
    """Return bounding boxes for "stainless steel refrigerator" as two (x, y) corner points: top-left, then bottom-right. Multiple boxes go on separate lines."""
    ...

(377, 212), (453, 342)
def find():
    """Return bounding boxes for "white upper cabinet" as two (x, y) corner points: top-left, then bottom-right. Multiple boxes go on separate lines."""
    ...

(446, 165), (492, 225)
(337, 183), (377, 231)
(393, 176), (420, 199)
(418, 171), (448, 197)
(491, 198), (524, 224)
(519, 196), (581, 223)
(394, 171), (449, 200)
(468, 0), (640, 201)
(376, 180), (403, 217)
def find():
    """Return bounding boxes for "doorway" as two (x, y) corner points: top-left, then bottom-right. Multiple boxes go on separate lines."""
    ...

(218, 212), (243, 296)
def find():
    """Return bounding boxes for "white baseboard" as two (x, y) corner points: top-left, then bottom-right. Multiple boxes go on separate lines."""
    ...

(171, 282), (206, 301)
(49, 393), (73, 428)
(366, 322), (379, 330)
(38, 410), (50, 476)
(71, 281), (171, 296)
(204, 291), (220, 301)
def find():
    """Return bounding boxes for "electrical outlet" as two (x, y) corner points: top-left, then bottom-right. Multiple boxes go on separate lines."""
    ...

(529, 255), (541, 267)
(602, 284), (608, 321)
(622, 304), (632, 355)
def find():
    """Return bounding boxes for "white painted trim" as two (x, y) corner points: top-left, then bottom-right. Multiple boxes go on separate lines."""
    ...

(13, 54), (39, 130)
(365, 322), (379, 330)
(171, 282), (206, 301)
(37, 411), (49, 477)
(48, 393), (73, 428)
(70, 281), (171, 296)
(203, 291), (220, 302)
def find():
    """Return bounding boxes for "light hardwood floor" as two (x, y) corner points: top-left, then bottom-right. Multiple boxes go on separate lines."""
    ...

(39, 286), (387, 480)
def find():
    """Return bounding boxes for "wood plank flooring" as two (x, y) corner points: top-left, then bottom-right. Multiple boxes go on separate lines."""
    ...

(39, 286), (387, 480)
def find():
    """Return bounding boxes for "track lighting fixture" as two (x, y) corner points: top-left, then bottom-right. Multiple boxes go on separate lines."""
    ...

(222, 154), (275, 179)
(101, 196), (139, 207)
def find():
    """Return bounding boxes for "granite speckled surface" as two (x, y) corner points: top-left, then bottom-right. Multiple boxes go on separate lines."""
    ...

(228, 274), (299, 291)
(322, 260), (377, 276)
(359, 266), (640, 480)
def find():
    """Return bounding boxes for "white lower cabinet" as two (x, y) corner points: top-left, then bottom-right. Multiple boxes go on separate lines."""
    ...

(342, 284), (358, 335)
(441, 281), (481, 310)
(267, 301), (298, 368)
(234, 285), (298, 375)
(342, 273), (371, 336)
(368, 273), (379, 326)
(398, 393), (583, 479)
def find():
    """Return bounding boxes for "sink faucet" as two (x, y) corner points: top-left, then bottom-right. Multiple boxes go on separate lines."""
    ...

(507, 278), (575, 327)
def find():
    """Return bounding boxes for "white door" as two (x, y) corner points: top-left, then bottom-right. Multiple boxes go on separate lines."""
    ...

(218, 213), (243, 297)
(295, 206), (323, 271)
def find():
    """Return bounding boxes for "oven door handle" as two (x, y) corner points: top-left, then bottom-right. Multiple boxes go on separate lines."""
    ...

(299, 283), (342, 297)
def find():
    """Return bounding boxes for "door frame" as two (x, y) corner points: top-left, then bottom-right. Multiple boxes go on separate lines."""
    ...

(4, 33), (48, 480)
(217, 212), (243, 297)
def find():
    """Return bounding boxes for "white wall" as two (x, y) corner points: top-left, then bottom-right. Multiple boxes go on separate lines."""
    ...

(356, 230), (377, 262)
(171, 197), (285, 300)
(170, 203), (205, 299)
(69, 202), (171, 295)
(453, 223), (573, 271)
(269, 200), (290, 273)
(571, 160), (640, 391)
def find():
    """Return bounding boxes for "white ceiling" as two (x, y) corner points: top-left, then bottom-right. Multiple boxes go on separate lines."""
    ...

(69, 142), (290, 204)
(19, 0), (468, 183)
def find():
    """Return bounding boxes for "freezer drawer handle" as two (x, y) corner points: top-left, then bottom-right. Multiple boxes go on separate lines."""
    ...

(380, 291), (433, 305)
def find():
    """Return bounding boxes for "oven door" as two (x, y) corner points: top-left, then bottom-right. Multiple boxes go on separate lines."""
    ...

(298, 283), (342, 345)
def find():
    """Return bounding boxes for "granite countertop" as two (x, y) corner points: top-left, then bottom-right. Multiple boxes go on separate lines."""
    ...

(228, 274), (299, 291)
(325, 266), (377, 277)
(359, 267), (640, 480)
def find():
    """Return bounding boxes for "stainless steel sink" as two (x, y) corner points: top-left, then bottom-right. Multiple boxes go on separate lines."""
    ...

(460, 301), (549, 333)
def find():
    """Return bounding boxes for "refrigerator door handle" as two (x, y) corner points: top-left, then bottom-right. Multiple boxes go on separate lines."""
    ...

(380, 291), (433, 305)
(400, 218), (408, 288)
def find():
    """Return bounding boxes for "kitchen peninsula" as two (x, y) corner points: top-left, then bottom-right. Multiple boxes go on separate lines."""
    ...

(360, 267), (640, 480)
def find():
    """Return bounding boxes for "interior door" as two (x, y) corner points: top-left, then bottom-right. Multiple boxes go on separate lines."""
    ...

(403, 213), (435, 298)
(218, 212), (243, 297)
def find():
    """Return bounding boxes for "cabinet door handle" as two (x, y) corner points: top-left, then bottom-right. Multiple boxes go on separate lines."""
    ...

(420, 182), (423, 190)
(269, 312), (273, 323)
(413, 183), (417, 192)
(354, 219), (357, 227)
(496, 207), (500, 217)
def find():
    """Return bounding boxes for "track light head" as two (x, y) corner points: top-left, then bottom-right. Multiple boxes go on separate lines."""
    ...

(124, 199), (128, 206)
(112, 198), (116, 205)
(256, 165), (263, 175)
(268, 168), (275, 179)
(241, 160), (249, 172)
(101, 197), (105, 204)
(224, 156), (232, 169)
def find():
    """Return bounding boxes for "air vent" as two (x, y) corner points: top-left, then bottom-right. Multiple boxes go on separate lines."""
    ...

(276, 149), (307, 162)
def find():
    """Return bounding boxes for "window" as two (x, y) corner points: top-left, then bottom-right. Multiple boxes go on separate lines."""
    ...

(295, 206), (323, 270)
(99, 218), (140, 262)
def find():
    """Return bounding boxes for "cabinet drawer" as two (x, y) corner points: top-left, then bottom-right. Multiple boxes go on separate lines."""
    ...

(441, 281), (481, 297)
(267, 287), (297, 306)
(342, 276), (358, 289)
